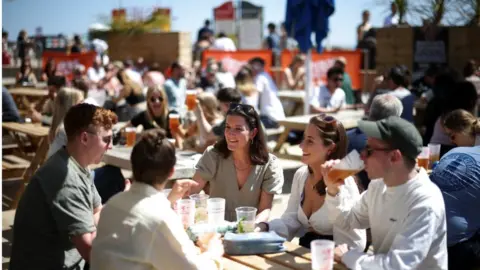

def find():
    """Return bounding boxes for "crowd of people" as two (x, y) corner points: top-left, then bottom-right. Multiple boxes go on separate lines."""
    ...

(3, 8), (480, 270)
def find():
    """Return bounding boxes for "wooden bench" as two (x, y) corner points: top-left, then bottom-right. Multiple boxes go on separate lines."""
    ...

(3, 155), (30, 180)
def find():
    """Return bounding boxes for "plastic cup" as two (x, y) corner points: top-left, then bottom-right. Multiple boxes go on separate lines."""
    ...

(417, 147), (430, 170)
(428, 144), (441, 169)
(125, 127), (136, 147)
(161, 188), (172, 198)
(175, 199), (195, 229)
(207, 198), (225, 225)
(169, 114), (180, 134)
(311, 240), (335, 270)
(185, 90), (197, 111)
(190, 194), (209, 224)
(236, 207), (257, 233)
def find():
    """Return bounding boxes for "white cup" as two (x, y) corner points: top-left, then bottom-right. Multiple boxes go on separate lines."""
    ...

(175, 199), (195, 229)
(311, 240), (335, 270)
(207, 198), (226, 225)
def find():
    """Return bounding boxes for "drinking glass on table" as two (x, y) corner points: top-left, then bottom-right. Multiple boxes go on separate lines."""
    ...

(311, 240), (335, 270)
(169, 114), (180, 134)
(125, 127), (136, 147)
(428, 144), (441, 169)
(176, 199), (195, 229)
(190, 194), (209, 224)
(417, 147), (430, 170)
(207, 198), (226, 225)
(236, 207), (257, 233)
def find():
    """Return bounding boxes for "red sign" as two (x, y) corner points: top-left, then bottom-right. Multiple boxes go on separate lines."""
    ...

(214, 1), (235, 20)
(42, 51), (97, 81)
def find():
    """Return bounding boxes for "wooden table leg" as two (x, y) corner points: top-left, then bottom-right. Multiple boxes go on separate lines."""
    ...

(12, 137), (49, 209)
(273, 128), (290, 153)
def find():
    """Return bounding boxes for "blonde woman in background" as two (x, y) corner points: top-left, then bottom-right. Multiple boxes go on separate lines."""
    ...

(47, 87), (85, 158)
(444, 109), (480, 147)
(283, 54), (306, 90)
(180, 92), (224, 152)
(235, 65), (260, 111)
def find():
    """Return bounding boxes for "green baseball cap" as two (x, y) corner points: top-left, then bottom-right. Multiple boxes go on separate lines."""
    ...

(358, 116), (423, 160)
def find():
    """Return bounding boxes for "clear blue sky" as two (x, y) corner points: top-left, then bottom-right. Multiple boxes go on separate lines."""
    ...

(3, 0), (390, 48)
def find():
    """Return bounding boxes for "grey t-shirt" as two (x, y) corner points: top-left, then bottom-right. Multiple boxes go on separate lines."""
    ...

(195, 146), (284, 221)
(10, 147), (101, 270)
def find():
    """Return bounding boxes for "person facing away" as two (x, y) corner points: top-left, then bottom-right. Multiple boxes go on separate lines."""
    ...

(91, 129), (224, 270)
(310, 66), (346, 113)
(430, 134), (480, 270)
(164, 61), (188, 110)
(257, 114), (366, 250)
(2, 86), (23, 122)
(443, 109), (480, 147)
(322, 116), (448, 269)
(347, 93), (404, 191)
(212, 32), (237, 52)
(248, 57), (285, 128)
(10, 103), (118, 270)
(197, 19), (214, 42)
(263, 23), (281, 66)
(172, 103), (284, 222)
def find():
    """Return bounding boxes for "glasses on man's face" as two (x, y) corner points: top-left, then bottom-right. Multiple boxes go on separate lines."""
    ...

(363, 145), (393, 157)
(87, 131), (112, 145)
(150, 96), (164, 103)
(333, 76), (343, 82)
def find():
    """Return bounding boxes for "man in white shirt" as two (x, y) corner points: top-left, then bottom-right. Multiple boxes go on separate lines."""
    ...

(91, 129), (224, 270)
(87, 58), (106, 84)
(249, 57), (285, 128)
(323, 116), (448, 269)
(384, 2), (400, 26)
(212, 32), (237, 51)
(310, 66), (346, 113)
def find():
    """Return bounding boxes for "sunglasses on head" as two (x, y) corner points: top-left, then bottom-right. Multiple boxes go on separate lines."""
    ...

(317, 113), (337, 128)
(229, 103), (255, 113)
(150, 97), (164, 103)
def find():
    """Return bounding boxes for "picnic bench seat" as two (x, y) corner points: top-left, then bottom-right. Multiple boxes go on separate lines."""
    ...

(3, 155), (30, 179)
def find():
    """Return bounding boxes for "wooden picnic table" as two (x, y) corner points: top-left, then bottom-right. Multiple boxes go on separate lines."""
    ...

(278, 90), (305, 116)
(2, 122), (50, 208)
(8, 88), (50, 114)
(273, 110), (365, 154)
(103, 146), (201, 180)
(222, 241), (347, 270)
(3, 77), (47, 89)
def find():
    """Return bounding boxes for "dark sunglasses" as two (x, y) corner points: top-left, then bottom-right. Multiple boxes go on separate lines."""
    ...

(332, 77), (343, 82)
(363, 145), (393, 157)
(150, 97), (164, 103)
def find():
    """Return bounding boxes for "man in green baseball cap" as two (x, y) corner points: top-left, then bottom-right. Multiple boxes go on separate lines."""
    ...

(322, 116), (448, 269)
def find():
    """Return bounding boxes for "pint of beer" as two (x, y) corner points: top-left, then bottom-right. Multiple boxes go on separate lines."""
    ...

(169, 114), (180, 133)
(428, 144), (440, 169)
(125, 127), (136, 147)
(328, 150), (364, 182)
(417, 147), (430, 170)
(185, 90), (197, 111)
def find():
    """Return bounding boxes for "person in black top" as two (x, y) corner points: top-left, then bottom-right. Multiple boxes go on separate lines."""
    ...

(197, 19), (214, 42)
(127, 86), (172, 137)
(16, 58), (37, 85)
(70, 35), (83, 53)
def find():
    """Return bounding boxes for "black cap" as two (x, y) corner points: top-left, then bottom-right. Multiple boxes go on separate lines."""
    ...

(358, 116), (423, 160)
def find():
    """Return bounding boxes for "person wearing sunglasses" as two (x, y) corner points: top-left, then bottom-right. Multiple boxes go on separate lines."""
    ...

(322, 116), (447, 269)
(171, 103), (284, 222)
(257, 114), (366, 250)
(10, 103), (118, 270)
(310, 66), (346, 114)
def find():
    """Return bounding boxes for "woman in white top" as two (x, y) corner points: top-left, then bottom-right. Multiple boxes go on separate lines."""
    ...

(443, 109), (480, 147)
(256, 114), (366, 250)
(47, 87), (85, 158)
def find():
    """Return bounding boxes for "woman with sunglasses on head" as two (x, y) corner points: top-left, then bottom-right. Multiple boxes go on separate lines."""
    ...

(443, 109), (480, 147)
(171, 103), (284, 222)
(256, 114), (366, 250)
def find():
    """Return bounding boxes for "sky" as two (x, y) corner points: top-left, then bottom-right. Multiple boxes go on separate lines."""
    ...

(3, 0), (391, 48)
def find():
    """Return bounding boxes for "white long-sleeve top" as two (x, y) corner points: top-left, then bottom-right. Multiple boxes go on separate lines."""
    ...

(325, 168), (448, 270)
(269, 166), (366, 250)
